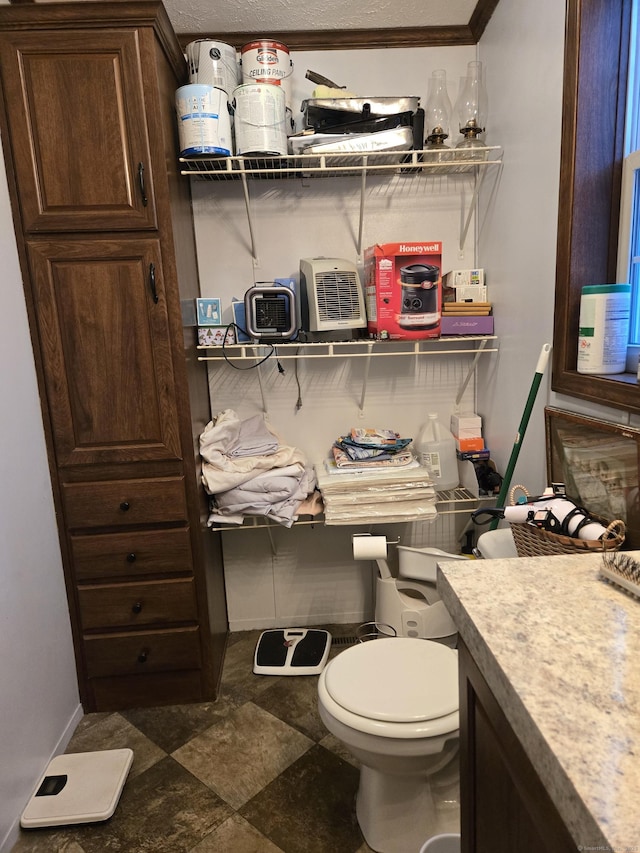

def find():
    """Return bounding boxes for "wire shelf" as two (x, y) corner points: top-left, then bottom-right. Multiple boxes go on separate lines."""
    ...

(210, 488), (490, 531)
(197, 336), (498, 362)
(179, 146), (503, 180)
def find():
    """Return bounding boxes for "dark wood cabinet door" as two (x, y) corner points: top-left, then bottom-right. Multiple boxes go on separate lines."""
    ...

(27, 238), (182, 466)
(0, 29), (157, 232)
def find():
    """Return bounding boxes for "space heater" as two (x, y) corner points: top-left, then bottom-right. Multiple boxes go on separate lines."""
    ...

(299, 258), (366, 339)
(244, 284), (297, 342)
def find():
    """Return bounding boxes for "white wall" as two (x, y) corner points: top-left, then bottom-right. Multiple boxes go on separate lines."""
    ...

(477, 0), (565, 495)
(0, 151), (81, 850)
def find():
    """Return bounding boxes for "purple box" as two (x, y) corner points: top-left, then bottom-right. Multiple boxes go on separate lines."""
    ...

(440, 315), (494, 336)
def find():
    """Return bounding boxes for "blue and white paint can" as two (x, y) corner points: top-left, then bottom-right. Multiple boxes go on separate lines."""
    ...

(175, 84), (232, 157)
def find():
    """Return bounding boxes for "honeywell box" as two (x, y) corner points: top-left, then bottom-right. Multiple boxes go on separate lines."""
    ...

(364, 241), (443, 340)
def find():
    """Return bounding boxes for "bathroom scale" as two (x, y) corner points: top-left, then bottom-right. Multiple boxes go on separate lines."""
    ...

(253, 628), (332, 675)
(21, 748), (133, 829)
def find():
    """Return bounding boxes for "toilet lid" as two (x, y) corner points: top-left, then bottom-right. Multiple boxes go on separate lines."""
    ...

(324, 638), (458, 723)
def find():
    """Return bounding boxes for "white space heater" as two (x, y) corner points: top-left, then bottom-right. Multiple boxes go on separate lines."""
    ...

(299, 258), (366, 339)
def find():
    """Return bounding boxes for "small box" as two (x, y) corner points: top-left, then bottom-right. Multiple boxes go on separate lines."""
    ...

(198, 326), (235, 346)
(456, 436), (485, 452)
(197, 298), (222, 326)
(440, 315), (494, 336)
(451, 413), (483, 437)
(364, 241), (443, 340)
(455, 284), (488, 303)
(442, 269), (485, 303)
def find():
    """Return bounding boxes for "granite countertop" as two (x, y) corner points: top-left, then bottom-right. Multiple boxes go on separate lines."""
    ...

(438, 550), (640, 852)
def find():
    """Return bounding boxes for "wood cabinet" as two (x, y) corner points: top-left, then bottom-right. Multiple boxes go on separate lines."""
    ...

(458, 640), (576, 853)
(0, 1), (228, 711)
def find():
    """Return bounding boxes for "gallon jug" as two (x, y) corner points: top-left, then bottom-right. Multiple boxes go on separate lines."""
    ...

(416, 413), (458, 491)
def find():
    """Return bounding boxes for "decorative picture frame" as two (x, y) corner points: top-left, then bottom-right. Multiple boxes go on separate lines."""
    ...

(545, 406), (640, 548)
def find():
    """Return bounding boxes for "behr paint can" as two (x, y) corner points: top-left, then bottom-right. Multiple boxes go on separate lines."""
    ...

(232, 83), (287, 156)
(185, 40), (239, 98)
(175, 84), (232, 157)
(240, 39), (293, 112)
(577, 283), (631, 374)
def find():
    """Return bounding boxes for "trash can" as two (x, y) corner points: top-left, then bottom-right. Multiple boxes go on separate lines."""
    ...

(419, 833), (461, 853)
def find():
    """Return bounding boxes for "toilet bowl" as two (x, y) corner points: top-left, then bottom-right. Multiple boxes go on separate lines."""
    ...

(318, 637), (459, 853)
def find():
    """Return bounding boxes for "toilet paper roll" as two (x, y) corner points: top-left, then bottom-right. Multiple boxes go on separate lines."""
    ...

(352, 534), (388, 560)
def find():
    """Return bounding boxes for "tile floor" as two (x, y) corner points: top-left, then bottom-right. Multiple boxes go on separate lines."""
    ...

(11, 625), (460, 853)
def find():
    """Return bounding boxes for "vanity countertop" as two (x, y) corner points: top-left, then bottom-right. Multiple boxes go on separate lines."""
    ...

(438, 550), (640, 852)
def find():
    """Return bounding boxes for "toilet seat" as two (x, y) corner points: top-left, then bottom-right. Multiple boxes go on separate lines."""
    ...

(320, 638), (459, 739)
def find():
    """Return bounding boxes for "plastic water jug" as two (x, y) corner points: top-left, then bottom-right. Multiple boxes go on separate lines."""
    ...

(416, 413), (458, 491)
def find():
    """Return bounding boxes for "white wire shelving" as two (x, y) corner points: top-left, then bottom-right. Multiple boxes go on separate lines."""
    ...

(179, 146), (503, 257)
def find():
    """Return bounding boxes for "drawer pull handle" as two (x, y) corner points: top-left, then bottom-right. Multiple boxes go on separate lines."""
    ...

(138, 162), (148, 206)
(120, 501), (130, 512)
(137, 649), (149, 664)
(126, 553), (136, 563)
(132, 601), (143, 614)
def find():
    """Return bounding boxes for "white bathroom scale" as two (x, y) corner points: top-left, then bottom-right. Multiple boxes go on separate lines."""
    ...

(21, 748), (133, 829)
(253, 628), (332, 675)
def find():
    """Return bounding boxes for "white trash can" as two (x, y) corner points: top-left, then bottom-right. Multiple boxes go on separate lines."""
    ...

(419, 833), (461, 853)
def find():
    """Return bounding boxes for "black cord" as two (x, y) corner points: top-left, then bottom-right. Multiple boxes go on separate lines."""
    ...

(221, 323), (276, 370)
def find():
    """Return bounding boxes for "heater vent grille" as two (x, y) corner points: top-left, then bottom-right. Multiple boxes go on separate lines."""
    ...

(315, 271), (362, 321)
(253, 295), (290, 332)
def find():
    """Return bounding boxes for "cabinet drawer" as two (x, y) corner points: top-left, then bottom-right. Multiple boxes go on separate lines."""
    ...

(63, 477), (187, 530)
(71, 528), (193, 581)
(78, 578), (197, 631)
(84, 626), (201, 678)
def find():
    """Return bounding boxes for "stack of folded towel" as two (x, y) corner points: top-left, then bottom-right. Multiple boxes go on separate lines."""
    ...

(317, 427), (438, 525)
(200, 409), (321, 527)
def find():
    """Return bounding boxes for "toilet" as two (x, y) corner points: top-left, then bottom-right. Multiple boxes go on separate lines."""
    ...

(318, 637), (459, 853)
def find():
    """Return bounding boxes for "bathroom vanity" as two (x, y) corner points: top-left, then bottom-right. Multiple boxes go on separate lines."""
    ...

(438, 550), (640, 853)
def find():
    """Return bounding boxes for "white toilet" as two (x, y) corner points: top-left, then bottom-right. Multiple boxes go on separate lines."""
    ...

(318, 636), (460, 853)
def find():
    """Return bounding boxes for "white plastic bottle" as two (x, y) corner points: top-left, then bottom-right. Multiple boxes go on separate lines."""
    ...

(415, 413), (459, 491)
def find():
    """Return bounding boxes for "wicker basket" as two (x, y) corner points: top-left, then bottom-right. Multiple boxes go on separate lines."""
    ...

(508, 485), (626, 558)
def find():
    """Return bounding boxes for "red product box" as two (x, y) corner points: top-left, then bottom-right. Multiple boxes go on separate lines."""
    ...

(364, 241), (443, 340)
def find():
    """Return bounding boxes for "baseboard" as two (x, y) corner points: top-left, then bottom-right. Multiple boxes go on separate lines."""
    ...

(0, 702), (84, 853)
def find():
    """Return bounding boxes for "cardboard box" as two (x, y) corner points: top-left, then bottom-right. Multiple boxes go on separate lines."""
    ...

(451, 413), (483, 437)
(440, 315), (494, 336)
(198, 326), (235, 346)
(364, 241), (442, 340)
(455, 436), (485, 452)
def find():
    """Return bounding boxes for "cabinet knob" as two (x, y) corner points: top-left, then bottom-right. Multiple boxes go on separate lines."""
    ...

(119, 501), (130, 512)
(137, 649), (149, 664)
(132, 601), (143, 614)
(126, 552), (136, 563)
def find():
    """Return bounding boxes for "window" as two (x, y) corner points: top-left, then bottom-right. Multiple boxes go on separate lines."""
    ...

(551, 0), (638, 412)
(617, 0), (640, 355)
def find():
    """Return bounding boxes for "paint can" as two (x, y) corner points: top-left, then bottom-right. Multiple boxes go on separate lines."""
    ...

(232, 83), (288, 156)
(175, 84), (232, 157)
(240, 39), (293, 112)
(185, 40), (239, 98)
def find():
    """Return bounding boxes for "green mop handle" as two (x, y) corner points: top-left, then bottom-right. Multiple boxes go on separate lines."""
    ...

(489, 343), (552, 530)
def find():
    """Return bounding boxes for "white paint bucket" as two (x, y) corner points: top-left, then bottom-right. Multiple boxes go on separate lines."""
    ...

(175, 84), (232, 157)
(241, 39), (293, 111)
(185, 40), (239, 97)
(232, 83), (288, 156)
